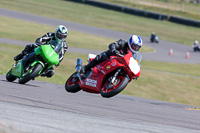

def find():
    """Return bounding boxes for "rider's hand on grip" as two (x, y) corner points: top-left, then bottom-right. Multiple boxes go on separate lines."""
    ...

(112, 49), (120, 55)
(36, 42), (42, 46)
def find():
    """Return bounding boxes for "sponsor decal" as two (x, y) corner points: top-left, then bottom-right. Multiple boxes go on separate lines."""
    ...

(97, 65), (101, 69)
(86, 79), (97, 87)
(101, 70), (105, 74)
(106, 65), (111, 70)
(111, 61), (116, 66)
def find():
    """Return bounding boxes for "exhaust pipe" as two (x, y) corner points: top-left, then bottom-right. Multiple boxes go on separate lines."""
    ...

(76, 58), (82, 82)
(76, 58), (82, 72)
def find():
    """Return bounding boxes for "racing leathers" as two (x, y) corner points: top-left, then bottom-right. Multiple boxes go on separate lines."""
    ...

(82, 39), (130, 73)
(14, 32), (68, 77)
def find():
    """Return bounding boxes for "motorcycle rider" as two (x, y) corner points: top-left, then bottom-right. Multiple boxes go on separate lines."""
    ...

(150, 32), (158, 43)
(14, 25), (68, 77)
(81, 35), (143, 75)
(192, 40), (200, 52)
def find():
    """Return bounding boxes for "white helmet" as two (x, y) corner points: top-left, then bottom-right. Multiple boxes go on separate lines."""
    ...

(195, 40), (198, 44)
(55, 25), (68, 42)
(128, 35), (142, 52)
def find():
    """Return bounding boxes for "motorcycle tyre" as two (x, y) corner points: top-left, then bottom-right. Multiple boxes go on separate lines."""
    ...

(6, 70), (17, 82)
(101, 75), (129, 98)
(65, 72), (81, 93)
(18, 63), (43, 84)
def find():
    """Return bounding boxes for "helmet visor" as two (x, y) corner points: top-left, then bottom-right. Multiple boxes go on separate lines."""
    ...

(131, 44), (140, 51)
(56, 32), (67, 41)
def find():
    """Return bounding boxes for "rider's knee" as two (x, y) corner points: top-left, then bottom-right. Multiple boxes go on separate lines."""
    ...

(46, 68), (54, 78)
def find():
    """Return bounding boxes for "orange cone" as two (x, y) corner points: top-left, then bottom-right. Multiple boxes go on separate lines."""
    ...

(186, 51), (190, 59)
(169, 48), (173, 56)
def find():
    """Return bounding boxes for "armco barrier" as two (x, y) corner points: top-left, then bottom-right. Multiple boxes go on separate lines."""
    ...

(66, 0), (200, 27)
(67, 0), (168, 20)
(123, 7), (168, 20)
(169, 16), (200, 27)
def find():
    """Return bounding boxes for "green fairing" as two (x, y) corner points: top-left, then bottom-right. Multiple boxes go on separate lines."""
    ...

(11, 60), (23, 77)
(34, 47), (41, 55)
(40, 45), (59, 66)
(30, 60), (44, 75)
(7, 41), (60, 83)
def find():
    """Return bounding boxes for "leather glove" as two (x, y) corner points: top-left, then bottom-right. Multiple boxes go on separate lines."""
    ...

(112, 49), (120, 55)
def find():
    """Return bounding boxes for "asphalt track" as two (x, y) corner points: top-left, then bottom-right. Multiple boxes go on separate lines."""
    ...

(0, 8), (200, 133)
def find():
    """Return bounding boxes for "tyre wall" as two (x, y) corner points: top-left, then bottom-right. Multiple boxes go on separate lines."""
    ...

(67, 0), (200, 27)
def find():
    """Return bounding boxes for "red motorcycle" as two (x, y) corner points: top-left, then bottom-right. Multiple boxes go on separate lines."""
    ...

(65, 50), (142, 98)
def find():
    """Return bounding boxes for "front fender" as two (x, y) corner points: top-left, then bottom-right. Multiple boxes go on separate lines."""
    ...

(31, 61), (45, 75)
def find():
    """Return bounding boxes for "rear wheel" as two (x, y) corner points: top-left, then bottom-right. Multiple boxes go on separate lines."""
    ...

(18, 64), (43, 84)
(100, 75), (129, 98)
(65, 72), (81, 93)
(6, 70), (17, 82)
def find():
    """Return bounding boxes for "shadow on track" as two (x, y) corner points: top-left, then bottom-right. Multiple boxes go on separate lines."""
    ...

(1, 79), (40, 87)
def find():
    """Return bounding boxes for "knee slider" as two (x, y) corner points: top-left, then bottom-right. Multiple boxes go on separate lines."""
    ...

(101, 53), (108, 61)
(94, 55), (101, 62)
(46, 70), (54, 78)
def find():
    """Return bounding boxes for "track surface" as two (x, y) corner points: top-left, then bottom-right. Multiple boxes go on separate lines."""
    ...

(0, 75), (200, 133)
(0, 8), (200, 133)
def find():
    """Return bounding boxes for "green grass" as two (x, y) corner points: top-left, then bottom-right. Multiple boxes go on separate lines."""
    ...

(0, 0), (200, 46)
(142, 60), (200, 77)
(1, 43), (200, 106)
(124, 69), (200, 107)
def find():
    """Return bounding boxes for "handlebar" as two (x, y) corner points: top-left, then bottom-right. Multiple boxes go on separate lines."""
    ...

(116, 53), (124, 57)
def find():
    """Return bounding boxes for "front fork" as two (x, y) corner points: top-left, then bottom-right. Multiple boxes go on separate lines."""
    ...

(110, 68), (121, 84)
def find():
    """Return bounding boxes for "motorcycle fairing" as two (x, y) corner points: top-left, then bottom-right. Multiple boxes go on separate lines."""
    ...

(128, 57), (140, 75)
(88, 53), (96, 62)
(40, 45), (59, 65)
(123, 50), (141, 77)
(80, 58), (125, 93)
(11, 60), (23, 77)
(11, 52), (36, 77)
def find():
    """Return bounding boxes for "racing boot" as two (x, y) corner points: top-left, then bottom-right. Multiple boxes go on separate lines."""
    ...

(80, 60), (97, 77)
(14, 44), (37, 61)
(14, 53), (24, 61)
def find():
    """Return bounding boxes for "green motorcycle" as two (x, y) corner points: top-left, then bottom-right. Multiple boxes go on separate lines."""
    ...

(6, 40), (61, 84)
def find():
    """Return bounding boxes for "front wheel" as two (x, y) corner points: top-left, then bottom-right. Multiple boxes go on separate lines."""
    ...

(18, 64), (43, 84)
(100, 75), (129, 98)
(6, 69), (17, 82)
(65, 72), (81, 93)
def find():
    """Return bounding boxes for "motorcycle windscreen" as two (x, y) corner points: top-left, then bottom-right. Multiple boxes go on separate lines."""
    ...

(41, 45), (59, 65)
(124, 51), (142, 75)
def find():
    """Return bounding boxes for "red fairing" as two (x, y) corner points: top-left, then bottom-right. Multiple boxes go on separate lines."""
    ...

(66, 50), (142, 97)
(136, 70), (140, 77)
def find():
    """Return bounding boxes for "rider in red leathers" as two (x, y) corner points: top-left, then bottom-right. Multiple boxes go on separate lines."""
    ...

(81, 35), (143, 74)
